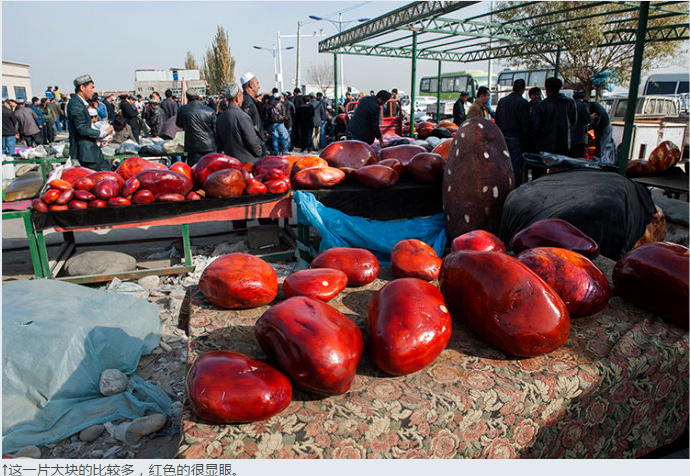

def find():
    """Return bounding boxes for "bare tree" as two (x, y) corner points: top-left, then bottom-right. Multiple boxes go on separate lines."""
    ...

(201, 26), (237, 94)
(306, 61), (334, 95)
(185, 51), (198, 71)
(495, 2), (688, 98)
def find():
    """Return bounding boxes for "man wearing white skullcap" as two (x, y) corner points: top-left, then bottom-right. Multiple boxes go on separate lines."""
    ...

(240, 72), (266, 155)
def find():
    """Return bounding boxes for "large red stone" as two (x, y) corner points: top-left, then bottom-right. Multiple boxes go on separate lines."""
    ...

(282, 268), (348, 301)
(517, 247), (611, 318)
(431, 138), (453, 159)
(186, 350), (292, 423)
(252, 155), (291, 178)
(291, 156), (328, 177)
(613, 242), (689, 329)
(407, 152), (444, 185)
(390, 239), (441, 281)
(193, 153), (242, 187)
(367, 278), (451, 375)
(136, 169), (193, 199)
(203, 169), (246, 198)
(311, 247), (379, 286)
(60, 166), (95, 185)
(199, 253), (278, 309)
(292, 167), (346, 189)
(379, 144), (427, 167)
(115, 156), (167, 180)
(451, 230), (506, 253)
(510, 218), (600, 259)
(320, 140), (378, 169)
(255, 296), (364, 395)
(353, 164), (399, 189)
(442, 117), (514, 239)
(84, 171), (125, 187)
(439, 250), (570, 357)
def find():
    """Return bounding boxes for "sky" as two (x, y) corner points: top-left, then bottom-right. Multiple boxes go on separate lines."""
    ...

(2, 0), (689, 97)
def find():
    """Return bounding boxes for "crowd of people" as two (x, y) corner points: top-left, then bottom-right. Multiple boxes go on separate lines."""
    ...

(452, 77), (614, 186)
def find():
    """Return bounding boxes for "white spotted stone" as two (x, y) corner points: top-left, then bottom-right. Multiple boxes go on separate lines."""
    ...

(492, 186), (499, 198)
(503, 150), (510, 157)
(483, 152), (490, 159)
(447, 185), (452, 192)
(464, 214), (470, 223)
(478, 123), (484, 129)
(447, 169), (452, 175)
(455, 149), (460, 157)
(482, 186), (488, 193)
(461, 132), (465, 138)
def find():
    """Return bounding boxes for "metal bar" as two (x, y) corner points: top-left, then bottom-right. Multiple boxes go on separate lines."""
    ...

(49, 241), (75, 277)
(436, 60), (442, 120)
(35, 229), (51, 279)
(554, 46), (561, 77)
(57, 265), (196, 285)
(181, 224), (192, 267)
(619, 1), (650, 175)
(410, 30), (418, 138)
(22, 211), (44, 278)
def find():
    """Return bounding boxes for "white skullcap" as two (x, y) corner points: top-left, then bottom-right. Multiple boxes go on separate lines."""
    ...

(240, 72), (255, 86)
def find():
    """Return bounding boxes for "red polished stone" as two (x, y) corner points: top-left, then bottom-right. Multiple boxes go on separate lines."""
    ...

(120, 177), (140, 197)
(132, 189), (155, 204)
(431, 138), (453, 160)
(255, 296), (364, 395)
(378, 158), (404, 175)
(48, 179), (72, 191)
(156, 193), (186, 202)
(136, 169), (194, 199)
(439, 250), (570, 357)
(244, 178), (268, 195)
(517, 247), (611, 317)
(60, 166), (95, 185)
(41, 189), (61, 204)
(54, 188), (74, 205)
(170, 162), (193, 182)
(379, 144), (427, 167)
(31, 199), (49, 212)
(311, 247), (379, 286)
(613, 242), (689, 329)
(73, 190), (96, 202)
(93, 180), (120, 201)
(416, 121), (435, 139)
(292, 167), (346, 189)
(203, 169), (246, 198)
(67, 199), (88, 210)
(264, 177), (291, 194)
(451, 230), (506, 253)
(251, 155), (291, 178)
(320, 140), (378, 169)
(353, 164), (399, 189)
(407, 152), (444, 185)
(185, 191), (202, 201)
(186, 350), (292, 423)
(283, 268), (348, 301)
(88, 199), (107, 208)
(368, 278), (451, 375)
(291, 156), (328, 177)
(84, 171), (125, 187)
(193, 153), (242, 187)
(390, 239), (441, 281)
(107, 197), (131, 207)
(510, 218), (600, 259)
(199, 253), (278, 309)
(115, 156), (167, 180)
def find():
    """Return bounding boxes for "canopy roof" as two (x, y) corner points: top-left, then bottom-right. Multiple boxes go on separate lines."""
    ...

(318, 1), (689, 62)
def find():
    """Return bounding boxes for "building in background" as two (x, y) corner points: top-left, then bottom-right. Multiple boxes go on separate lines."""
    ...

(2, 60), (33, 101)
(134, 69), (207, 98)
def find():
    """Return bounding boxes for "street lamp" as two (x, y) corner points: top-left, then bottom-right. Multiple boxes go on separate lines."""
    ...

(253, 44), (295, 91)
(309, 13), (369, 104)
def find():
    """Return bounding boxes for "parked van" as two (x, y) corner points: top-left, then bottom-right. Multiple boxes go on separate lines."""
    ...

(643, 73), (689, 96)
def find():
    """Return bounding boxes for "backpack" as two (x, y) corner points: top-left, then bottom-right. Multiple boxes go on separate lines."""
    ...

(267, 99), (285, 124)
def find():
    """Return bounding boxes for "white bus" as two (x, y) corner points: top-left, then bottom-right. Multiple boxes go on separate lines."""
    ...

(643, 73), (689, 96)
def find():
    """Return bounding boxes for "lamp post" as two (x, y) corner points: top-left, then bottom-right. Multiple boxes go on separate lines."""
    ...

(278, 23), (325, 92)
(253, 44), (294, 91)
(308, 13), (369, 106)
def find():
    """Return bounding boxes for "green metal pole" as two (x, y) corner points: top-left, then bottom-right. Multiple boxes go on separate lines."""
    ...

(333, 54), (339, 113)
(436, 60), (442, 122)
(618, 1), (649, 175)
(410, 30), (418, 138)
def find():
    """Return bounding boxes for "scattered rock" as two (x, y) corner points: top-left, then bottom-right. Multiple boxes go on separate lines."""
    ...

(99, 369), (129, 396)
(104, 446), (122, 458)
(65, 251), (136, 276)
(14, 446), (41, 459)
(79, 424), (105, 442)
(89, 449), (104, 458)
(124, 414), (168, 445)
(211, 241), (248, 257)
(137, 275), (161, 289)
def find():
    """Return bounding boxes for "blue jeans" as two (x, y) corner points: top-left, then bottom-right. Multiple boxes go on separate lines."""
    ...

(54, 120), (62, 132)
(268, 123), (289, 155)
(504, 136), (524, 186)
(3, 135), (16, 155)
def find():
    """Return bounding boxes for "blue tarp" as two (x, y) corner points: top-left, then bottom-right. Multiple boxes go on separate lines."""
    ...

(2, 280), (171, 453)
(294, 190), (447, 265)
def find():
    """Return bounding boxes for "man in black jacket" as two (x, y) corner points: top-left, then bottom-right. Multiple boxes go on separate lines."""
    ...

(120, 95), (141, 142)
(452, 91), (469, 126)
(175, 89), (216, 166)
(495, 79), (530, 186)
(2, 99), (19, 155)
(570, 90), (593, 158)
(347, 90), (391, 146)
(262, 88), (291, 155)
(217, 83), (263, 163)
(240, 72), (266, 154)
(531, 77), (577, 156)
(160, 89), (178, 120)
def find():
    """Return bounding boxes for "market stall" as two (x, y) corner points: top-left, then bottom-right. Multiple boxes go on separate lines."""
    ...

(177, 257), (689, 458)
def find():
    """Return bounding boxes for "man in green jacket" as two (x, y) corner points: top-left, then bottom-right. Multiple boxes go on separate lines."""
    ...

(67, 74), (113, 171)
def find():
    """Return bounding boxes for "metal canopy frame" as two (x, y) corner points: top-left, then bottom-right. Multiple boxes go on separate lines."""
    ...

(318, 1), (689, 173)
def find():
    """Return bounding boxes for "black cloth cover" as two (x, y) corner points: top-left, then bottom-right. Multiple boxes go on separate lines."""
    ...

(499, 169), (656, 260)
(31, 192), (289, 232)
